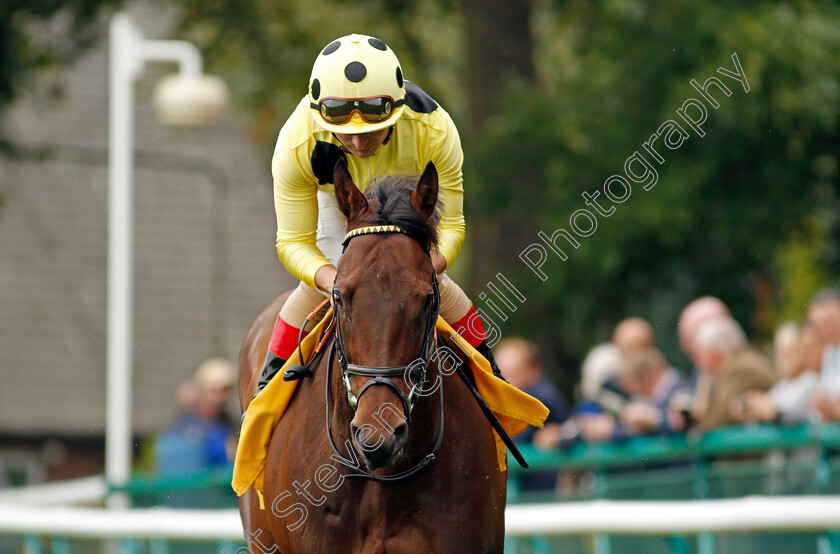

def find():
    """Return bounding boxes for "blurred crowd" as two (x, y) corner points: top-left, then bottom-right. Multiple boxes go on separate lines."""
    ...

(154, 358), (237, 478)
(150, 288), (840, 493)
(498, 288), (840, 492)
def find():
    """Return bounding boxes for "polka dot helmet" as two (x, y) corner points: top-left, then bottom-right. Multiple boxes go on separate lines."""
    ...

(308, 34), (406, 134)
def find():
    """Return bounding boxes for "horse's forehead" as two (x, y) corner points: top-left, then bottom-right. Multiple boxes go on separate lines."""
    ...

(341, 235), (428, 280)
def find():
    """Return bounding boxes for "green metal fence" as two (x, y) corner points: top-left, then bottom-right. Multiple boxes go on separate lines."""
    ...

(7, 423), (840, 553)
(506, 423), (840, 554)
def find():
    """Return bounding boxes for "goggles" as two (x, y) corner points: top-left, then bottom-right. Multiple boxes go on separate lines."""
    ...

(311, 96), (405, 125)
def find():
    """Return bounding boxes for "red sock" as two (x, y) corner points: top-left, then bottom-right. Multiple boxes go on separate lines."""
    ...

(268, 316), (310, 360)
(451, 305), (486, 348)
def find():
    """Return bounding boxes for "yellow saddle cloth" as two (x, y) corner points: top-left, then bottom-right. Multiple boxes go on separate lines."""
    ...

(232, 309), (549, 496)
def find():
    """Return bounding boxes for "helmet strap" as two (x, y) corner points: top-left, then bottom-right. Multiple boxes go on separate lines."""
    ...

(382, 126), (394, 145)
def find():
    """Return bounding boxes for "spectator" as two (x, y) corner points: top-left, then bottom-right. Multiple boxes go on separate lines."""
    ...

(612, 317), (655, 354)
(774, 322), (801, 377)
(678, 296), (731, 421)
(800, 321), (827, 377)
(155, 358), (237, 479)
(678, 296), (731, 356)
(495, 338), (569, 491)
(618, 347), (690, 436)
(808, 289), (840, 421)
(730, 323), (821, 425)
(194, 357), (237, 436)
(579, 343), (624, 406)
(690, 316), (776, 430)
(572, 343), (626, 443)
(569, 319), (656, 444)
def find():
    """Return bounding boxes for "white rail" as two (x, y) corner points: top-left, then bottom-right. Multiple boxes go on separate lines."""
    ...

(0, 476), (107, 507)
(2, 496), (840, 540)
(0, 505), (241, 541)
(504, 496), (840, 536)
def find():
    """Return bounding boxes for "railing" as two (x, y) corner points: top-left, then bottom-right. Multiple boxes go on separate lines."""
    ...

(3, 497), (840, 553)
(508, 423), (840, 503)
(505, 423), (840, 553)
(510, 423), (840, 473)
(2, 424), (840, 553)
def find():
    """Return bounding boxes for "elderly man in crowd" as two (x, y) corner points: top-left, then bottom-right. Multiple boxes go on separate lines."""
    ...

(689, 315), (776, 430)
(677, 297), (731, 423)
(678, 296), (731, 356)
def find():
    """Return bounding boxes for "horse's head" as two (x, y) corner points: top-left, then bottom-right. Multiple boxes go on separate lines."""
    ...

(331, 157), (440, 472)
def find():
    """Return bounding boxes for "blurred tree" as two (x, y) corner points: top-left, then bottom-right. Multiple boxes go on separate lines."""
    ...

(174, 0), (464, 147)
(40, 0), (831, 396)
(467, 0), (840, 387)
(774, 214), (831, 326)
(0, 0), (122, 155)
(456, 0), (535, 131)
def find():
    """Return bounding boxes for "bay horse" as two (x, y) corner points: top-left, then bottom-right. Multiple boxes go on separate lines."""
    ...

(237, 159), (506, 553)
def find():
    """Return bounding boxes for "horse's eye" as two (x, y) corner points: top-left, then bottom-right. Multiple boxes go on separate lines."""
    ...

(332, 291), (343, 308)
(422, 294), (435, 311)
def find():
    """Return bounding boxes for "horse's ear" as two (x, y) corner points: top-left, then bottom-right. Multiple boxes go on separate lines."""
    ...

(410, 161), (438, 219)
(333, 157), (368, 221)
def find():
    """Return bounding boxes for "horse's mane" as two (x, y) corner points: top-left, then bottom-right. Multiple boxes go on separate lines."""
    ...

(362, 176), (439, 252)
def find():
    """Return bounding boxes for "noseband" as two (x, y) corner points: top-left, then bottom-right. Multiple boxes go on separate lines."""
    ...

(326, 224), (445, 482)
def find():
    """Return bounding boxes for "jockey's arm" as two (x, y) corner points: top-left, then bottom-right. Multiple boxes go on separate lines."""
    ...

(314, 264), (338, 293)
(431, 112), (466, 272)
(430, 251), (447, 275)
(272, 126), (334, 291)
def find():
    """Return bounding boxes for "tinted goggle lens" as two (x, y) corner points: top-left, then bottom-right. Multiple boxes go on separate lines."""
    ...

(315, 97), (402, 124)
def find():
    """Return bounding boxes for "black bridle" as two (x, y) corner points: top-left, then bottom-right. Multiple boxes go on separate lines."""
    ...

(326, 225), (445, 482)
(333, 270), (440, 423)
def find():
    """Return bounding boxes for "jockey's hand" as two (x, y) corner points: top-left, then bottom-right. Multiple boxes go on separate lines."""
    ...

(430, 251), (447, 275)
(315, 264), (338, 296)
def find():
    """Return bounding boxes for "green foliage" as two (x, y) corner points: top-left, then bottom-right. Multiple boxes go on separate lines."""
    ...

(774, 215), (831, 325)
(0, 0), (122, 120)
(174, 0), (465, 146)
(467, 0), (840, 371)
(5, 0), (836, 385)
(168, 0), (840, 379)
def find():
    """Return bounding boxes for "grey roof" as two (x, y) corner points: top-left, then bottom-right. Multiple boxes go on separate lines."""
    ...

(0, 10), (295, 435)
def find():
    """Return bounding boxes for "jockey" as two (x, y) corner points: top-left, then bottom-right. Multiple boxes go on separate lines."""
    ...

(257, 33), (500, 393)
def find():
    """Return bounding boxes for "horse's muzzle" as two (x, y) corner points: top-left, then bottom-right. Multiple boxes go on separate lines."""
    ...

(350, 422), (408, 471)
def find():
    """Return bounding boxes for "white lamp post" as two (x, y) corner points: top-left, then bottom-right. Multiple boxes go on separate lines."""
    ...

(106, 13), (227, 506)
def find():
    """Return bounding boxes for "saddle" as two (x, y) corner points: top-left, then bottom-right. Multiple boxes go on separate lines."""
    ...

(232, 307), (549, 497)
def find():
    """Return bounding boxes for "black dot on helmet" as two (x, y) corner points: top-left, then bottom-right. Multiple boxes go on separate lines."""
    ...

(311, 79), (321, 100)
(396, 67), (404, 88)
(345, 62), (367, 83)
(322, 41), (341, 55)
(368, 38), (387, 51)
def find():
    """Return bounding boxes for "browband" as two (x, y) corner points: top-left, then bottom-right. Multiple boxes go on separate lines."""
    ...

(342, 225), (407, 246)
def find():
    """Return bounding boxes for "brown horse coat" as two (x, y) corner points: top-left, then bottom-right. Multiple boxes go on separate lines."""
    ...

(237, 161), (506, 553)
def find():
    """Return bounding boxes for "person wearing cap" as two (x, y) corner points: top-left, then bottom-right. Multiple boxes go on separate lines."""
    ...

(256, 34), (499, 394)
(194, 357), (237, 433)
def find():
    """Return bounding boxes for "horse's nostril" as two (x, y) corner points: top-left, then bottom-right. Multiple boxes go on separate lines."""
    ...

(393, 423), (408, 443)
